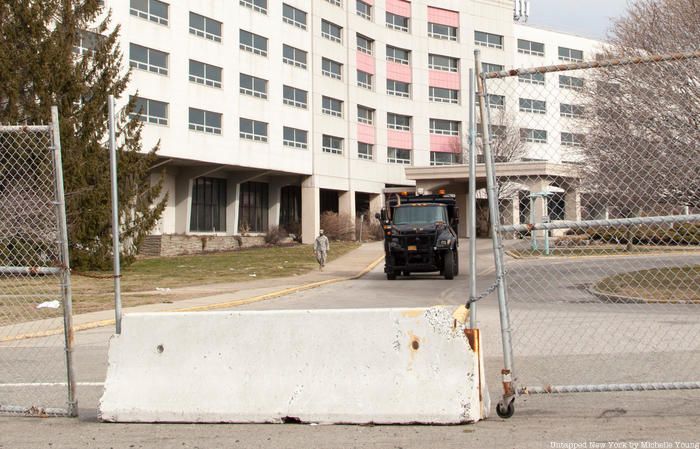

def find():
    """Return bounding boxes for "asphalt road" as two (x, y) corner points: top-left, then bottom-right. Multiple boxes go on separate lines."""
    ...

(1, 245), (699, 449)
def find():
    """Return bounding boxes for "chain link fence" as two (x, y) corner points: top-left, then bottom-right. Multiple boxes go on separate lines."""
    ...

(475, 51), (700, 414)
(0, 110), (77, 416)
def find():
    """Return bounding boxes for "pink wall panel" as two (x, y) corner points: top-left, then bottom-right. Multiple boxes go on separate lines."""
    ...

(357, 124), (376, 145)
(427, 7), (459, 27)
(386, 0), (411, 17)
(356, 51), (375, 74)
(430, 135), (460, 153)
(387, 129), (413, 149)
(386, 61), (412, 83)
(429, 70), (460, 89)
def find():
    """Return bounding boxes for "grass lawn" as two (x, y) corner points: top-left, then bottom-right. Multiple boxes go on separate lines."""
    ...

(594, 265), (700, 302)
(508, 245), (699, 259)
(0, 242), (360, 326)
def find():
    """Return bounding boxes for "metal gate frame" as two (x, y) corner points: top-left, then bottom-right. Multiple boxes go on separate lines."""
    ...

(473, 50), (700, 418)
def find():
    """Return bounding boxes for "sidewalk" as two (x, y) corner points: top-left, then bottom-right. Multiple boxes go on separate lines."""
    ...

(0, 241), (385, 342)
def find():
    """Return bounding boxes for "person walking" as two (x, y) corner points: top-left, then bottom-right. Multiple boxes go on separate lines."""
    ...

(313, 229), (330, 270)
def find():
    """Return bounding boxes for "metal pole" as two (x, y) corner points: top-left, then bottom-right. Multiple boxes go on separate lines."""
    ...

(51, 106), (78, 417)
(468, 68), (478, 329)
(108, 95), (122, 335)
(474, 51), (517, 417)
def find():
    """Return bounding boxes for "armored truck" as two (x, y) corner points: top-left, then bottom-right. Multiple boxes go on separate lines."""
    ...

(376, 192), (459, 280)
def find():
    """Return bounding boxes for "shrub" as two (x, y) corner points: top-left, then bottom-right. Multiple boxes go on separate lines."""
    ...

(355, 216), (384, 241)
(320, 212), (355, 241)
(264, 226), (288, 245)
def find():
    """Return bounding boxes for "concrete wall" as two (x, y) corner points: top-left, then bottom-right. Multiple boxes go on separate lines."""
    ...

(140, 235), (267, 257)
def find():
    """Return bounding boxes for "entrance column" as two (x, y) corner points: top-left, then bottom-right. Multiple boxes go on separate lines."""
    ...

(301, 176), (320, 244)
(338, 190), (356, 237)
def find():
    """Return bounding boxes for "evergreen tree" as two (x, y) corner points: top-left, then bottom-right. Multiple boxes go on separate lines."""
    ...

(0, 0), (166, 269)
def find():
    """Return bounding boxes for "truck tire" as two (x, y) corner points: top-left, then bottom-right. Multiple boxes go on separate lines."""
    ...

(387, 270), (397, 280)
(454, 249), (459, 276)
(443, 252), (455, 280)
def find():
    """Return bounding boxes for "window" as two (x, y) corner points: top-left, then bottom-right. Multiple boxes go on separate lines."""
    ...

(428, 22), (457, 41)
(240, 0), (267, 14)
(130, 0), (168, 25)
(321, 19), (342, 43)
(129, 43), (168, 75)
(358, 142), (373, 160)
(428, 54), (458, 72)
(325, 0), (342, 6)
(477, 124), (507, 141)
(519, 98), (547, 114)
(386, 45), (410, 64)
(482, 62), (504, 73)
(322, 58), (343, 80)
(430, 119), (460, 136)
(283, 127), (308, 149)
(559, 46), (583, 62)
(190, 177), (226, 233)
(189, 60), (222, 88)
(282, 3), (307, 29)
(486, 94), (505, 109)
(282, 44), (307, 68)
(357, 105), (374, 125)
(518, 72), (545, 85)
(387, 79), (410, 97)
(387, 147), (411, 164)
(130, 97), (168, 125)
(357, 34), (373, 54)
(239, 73), (267, 98)
(429, 87), (459, 104)
(520, 128), (547, 143)
(240, 30), (267, 56)
(322, 135), (343, 154)
(386, 12), (409, 32)
(322, 96), (343, 117)
(431, 152), (458, 166)
(189, 108), (222, 135)
(560, 103), (585, 118)
(561, 132), (585, 147)
(189, 12), (222, 42)
(357, 70), (373, 89)
(238, 181), (269, 233)
(239, 118), (268, 142)
(559, 75), (584, 91)
(356, 0), (372, 20)
(74, 30), (101, 56)
(518, 39), (545, 56)
(387, 113), (411, 131)
(475, 31), (503, 49)
(283, 85), (308, 108)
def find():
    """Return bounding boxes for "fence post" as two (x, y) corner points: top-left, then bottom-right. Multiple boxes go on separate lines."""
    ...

(50, 106), (78, 417)
(474, 50), (517, 418)
(468, 68), (478, 329)
(108, 95), (122, 335)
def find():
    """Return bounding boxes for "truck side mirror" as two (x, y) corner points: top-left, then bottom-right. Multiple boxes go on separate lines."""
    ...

(453, 207), (460, 221)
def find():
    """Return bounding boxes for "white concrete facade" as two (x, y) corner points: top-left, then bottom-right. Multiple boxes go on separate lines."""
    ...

(102, 0), (602, 244)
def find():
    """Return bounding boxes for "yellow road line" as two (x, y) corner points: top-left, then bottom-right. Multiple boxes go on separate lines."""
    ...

(0, 254), (385, 343)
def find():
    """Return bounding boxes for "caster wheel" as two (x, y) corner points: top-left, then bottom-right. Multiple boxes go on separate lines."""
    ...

(496, 401), (515, 419)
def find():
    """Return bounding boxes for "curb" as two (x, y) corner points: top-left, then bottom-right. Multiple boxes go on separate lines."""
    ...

(587, 285), (698, 305)
(1, 254), (385, 343)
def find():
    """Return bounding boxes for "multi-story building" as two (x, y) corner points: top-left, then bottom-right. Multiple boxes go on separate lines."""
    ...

(98, 0), (602, 248)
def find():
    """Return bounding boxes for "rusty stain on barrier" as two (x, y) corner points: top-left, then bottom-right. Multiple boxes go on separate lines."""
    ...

(482, 50), (700, 79)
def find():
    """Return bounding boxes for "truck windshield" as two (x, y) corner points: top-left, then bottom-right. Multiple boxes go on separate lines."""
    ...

(392, 206), (448, 225)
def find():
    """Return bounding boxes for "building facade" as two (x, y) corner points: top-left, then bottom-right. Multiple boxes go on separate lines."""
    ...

(98, 0), (601, 246)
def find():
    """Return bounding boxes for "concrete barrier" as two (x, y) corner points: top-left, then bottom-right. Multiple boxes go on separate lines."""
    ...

(99, 307), (488, 424)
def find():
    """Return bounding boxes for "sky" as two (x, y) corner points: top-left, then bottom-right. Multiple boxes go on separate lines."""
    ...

(524, 0), (633, 40)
